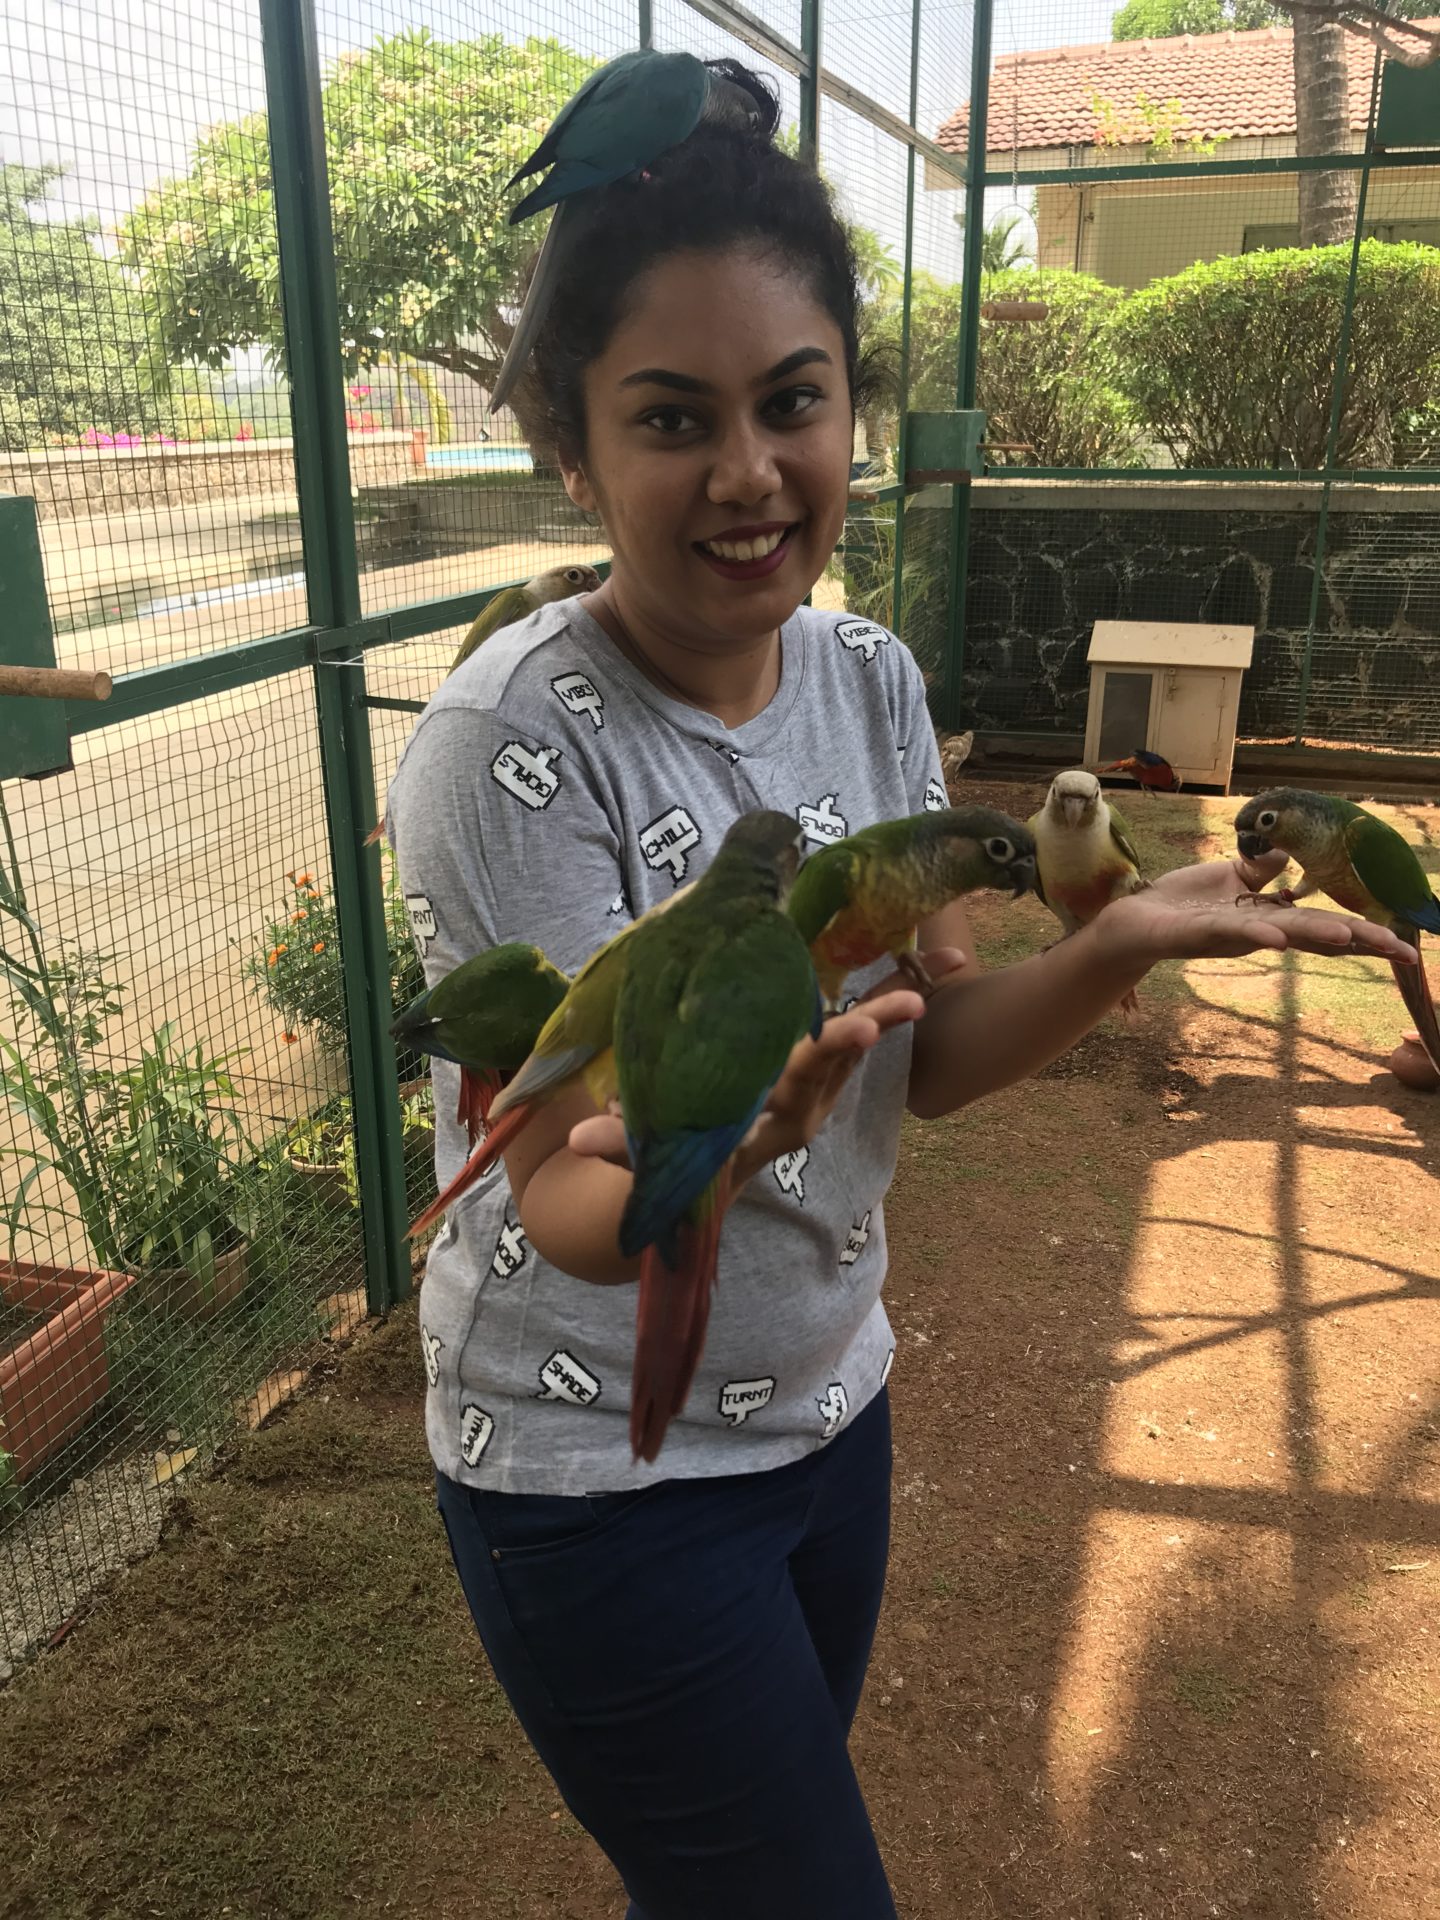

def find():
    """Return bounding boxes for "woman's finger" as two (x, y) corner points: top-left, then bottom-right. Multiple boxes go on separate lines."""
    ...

(567, 1113), (631, 1165)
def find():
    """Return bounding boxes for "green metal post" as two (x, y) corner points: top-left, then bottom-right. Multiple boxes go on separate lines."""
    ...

(639, 0), (653, 49)
(889, 0), (924, 639)
(799, 0), (822, 164)
(260, 0), (411, 1311)
(941, 0), (993, 730)
(1293, 52), (1384, 747)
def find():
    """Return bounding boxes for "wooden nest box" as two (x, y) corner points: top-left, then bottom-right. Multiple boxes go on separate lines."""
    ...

(1083, 620), (1255, 795)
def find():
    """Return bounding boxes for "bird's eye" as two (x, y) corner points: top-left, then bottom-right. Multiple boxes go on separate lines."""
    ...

(565, 568), (584, 584)
(986, 836), (1014, 862)
(1258, 809), (1278, 830)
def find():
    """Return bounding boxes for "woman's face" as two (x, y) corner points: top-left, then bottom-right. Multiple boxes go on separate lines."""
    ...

(562, 246), (854, 651)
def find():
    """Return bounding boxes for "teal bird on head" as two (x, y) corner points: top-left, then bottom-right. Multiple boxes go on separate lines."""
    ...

(615, 810), (820, 1463)
(1235, 787), (1440, 1077)
(390, 944), (569, 1147)
(489, 52), (765, 411)
(786, 805), (1036, 1010)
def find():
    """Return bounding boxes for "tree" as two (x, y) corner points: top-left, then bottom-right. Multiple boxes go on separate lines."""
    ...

(121, 30), (596, 395)
(0, 164), (166, 450)
(978, 209), (1035, 272)
(1109, 0), (1440, 246)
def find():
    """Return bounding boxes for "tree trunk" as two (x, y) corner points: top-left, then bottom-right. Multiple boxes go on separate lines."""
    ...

(1293, 8), (1360, 246)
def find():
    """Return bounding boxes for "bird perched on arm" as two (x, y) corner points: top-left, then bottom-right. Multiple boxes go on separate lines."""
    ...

(615, 811), (820, 1462)
(1234, 787), (1440, 1078)
(1103, 748), (1181, 795)
(786, 806), (1036, 1010)
(390, 943), (569, 1147)
(489, 51), (764, 411)
(1030, 769), (1147, 1015)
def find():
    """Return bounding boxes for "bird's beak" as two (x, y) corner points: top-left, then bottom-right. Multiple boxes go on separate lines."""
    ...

(1236, 830), (1270, 860)
(1009, 856), (1037, 898)
(1062, 796), (1086, 830)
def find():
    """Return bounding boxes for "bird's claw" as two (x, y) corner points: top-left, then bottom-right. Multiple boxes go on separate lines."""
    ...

(896, 950), (936, 999)
(1235, 886), (1297, 910)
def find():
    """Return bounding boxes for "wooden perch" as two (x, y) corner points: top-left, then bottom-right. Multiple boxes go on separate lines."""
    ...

(0, 665), (113, 702)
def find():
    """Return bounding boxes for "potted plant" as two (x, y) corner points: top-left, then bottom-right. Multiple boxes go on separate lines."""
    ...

(243, 856), (425, 1068)
(101, 1022), (260, 1321)
(284, 1094), (357, 1211)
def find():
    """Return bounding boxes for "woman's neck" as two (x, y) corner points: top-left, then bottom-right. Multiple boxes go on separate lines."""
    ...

(587, 582), (782, 730)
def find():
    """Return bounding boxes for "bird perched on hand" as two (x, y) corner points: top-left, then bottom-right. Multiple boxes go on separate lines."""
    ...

(786, 806), (1036, 1009)
(390, 944), (569, 1148)
(1030, 769), (1147, 1015)
(364, 564), (602, 844)
(489, 52), (764, 410)
(1235, 788), (1440, 1079)
(449, 564), (601, 674)
(615, 811), (819, 1463)
(1103, 748), (1181, 795)
(406, 887), (690, 1239)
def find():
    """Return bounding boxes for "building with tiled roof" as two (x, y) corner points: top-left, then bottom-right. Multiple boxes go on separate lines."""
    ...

(931, 20), (1440, 287)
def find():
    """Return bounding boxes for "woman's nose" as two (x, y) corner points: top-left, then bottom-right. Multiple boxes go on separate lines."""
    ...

(706, 420), (782, 506)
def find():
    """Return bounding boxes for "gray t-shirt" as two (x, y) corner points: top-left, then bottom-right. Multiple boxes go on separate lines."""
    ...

(386, 596), (947, 1492)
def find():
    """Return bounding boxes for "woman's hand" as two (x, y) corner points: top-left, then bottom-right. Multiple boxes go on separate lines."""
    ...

(566, 949), (966, 1181)
(1093, 849), (1418, 968)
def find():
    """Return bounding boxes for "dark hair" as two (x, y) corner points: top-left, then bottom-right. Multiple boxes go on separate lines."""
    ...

(515, 58), (877, 462)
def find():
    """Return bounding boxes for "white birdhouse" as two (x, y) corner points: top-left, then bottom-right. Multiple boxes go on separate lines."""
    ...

(1083, 620), (1255, 795)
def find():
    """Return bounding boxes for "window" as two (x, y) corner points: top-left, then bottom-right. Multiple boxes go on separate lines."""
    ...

(1242, 219), (1440, 252)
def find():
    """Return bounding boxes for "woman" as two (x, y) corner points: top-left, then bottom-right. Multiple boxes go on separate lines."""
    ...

(386, 60), (1407, 1920)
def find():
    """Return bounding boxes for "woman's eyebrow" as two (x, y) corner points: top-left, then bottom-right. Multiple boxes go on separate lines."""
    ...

(617, 347), (833, 394)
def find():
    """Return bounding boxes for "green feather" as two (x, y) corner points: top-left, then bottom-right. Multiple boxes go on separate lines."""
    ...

(449, 585), (534, 673)
(787, 843), (859, 946)
(1343, 812), (1438, 922)
(1108, 804), (1142, 874)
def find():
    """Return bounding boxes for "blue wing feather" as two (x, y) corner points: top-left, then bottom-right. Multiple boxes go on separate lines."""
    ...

(621, 1095), (768, 1265)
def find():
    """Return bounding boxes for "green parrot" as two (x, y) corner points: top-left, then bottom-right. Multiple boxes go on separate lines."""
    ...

(1030, 768), (1147, 1015)
(364, 565), (602, 846)
(786, 805), (1037, 1010)
(406, 886), (690, 1240)
(489, 52), (762, 410)
(1235, 787), (1440, 1075)
(615, 811), (820, 1462)
(390, 944), (569, 1148)
(449, 564), (601, 674)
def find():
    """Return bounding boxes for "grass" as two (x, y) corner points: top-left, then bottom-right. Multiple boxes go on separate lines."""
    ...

(1173, 1662), (1247, 1726)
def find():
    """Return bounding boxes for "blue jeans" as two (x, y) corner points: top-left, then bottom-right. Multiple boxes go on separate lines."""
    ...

(436, 1389), (897, 1920)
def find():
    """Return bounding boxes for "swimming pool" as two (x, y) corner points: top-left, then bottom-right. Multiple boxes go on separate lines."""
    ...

(424, 444), (534, 472)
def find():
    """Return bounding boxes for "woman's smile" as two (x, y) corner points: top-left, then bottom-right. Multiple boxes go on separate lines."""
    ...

(694, 520), (799, 579)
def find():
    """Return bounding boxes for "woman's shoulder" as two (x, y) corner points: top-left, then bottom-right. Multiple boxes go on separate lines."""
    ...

(794, 603), (930, 716)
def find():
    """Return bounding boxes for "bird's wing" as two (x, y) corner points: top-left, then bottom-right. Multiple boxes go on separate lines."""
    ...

(507, 52), (647, 186)
(786, 843), (860, 948)
(449, 586), (531, 671)
(488, 198), (579, 413)
(1107, 804), (1143, 877)
(1345, 812), (1440, 934)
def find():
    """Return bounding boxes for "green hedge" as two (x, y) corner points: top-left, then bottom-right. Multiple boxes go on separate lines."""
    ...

(1108, 242), (1440, 470)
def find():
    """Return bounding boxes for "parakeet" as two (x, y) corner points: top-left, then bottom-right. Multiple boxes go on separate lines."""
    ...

(1030, 769), (1147, 1015)
(615, 811), (819, 1463)
(786, 806), (1037, 1009)
(489, 53), (762, 410)
(449, 564), (601, 674)
(1235, 787), (1440, 1076)
(390, 944), (569, 1147)
(363, 565), (602, 845)
(1103, 748), (1181, 795)
(406, 887), (689, 1239)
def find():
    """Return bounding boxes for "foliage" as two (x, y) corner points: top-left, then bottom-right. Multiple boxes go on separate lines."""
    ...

(978, 210), (1034, 274)
(1108, 241), (1440, 468)
(869, 269), (1140, 470)
(286, 1086), (435, 1212)
(101, 1023), (259, 1291)
(1110, 0), (1431, 36)
(244, 858), (424, 1061)
(120, 30), (596, 393)
(0, 163), (167, 451)
(1087, 87), (1227, 157)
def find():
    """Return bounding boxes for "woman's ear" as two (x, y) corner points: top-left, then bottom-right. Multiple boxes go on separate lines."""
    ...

(559, 450), (598, 515)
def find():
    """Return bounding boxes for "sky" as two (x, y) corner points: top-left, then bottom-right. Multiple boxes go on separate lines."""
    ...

(0, 0), (1120, 313)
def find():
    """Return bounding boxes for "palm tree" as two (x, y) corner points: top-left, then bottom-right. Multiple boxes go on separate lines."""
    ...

(953, 208), (1036, 272)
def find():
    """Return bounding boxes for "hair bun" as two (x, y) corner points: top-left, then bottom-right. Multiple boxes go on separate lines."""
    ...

(702, 57), (781, 142)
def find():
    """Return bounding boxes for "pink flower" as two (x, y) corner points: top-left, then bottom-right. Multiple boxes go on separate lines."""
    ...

(349, 384), (371, 399)
(235, 424), (255, 441)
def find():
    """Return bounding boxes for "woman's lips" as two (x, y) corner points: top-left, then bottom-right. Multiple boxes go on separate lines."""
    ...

(694, 524), (796, 581)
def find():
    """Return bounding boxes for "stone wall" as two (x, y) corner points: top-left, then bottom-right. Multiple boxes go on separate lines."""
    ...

(958, 480), (1440, 747)
(0, 434), (419, 521)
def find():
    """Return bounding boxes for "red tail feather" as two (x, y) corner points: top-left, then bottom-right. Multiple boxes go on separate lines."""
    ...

(628, 1172), (731, 1464)
(1392, 943), (1440, 1077)
(458, 1067), (504, 1148)
(407, 1098), (534, 1239)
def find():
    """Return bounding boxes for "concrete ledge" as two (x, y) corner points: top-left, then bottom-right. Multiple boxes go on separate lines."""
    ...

(973, 476), (1440, 515)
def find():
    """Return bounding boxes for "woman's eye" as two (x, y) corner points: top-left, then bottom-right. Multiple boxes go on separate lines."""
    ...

(641, 405), (702, 435)
(765, 384), (823, 419)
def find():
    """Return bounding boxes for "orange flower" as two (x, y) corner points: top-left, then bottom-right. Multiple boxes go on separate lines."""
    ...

(293, 871), (313, 886)
(290, 909), (308, 923)
(284, 869), (296, 882)
(304, 887), (321, 899)
(312, 940), (325, 954)
(281, 1032), (298, 1044)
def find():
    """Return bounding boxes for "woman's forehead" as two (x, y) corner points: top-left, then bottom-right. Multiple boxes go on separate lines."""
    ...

(600, 248), (842, 384)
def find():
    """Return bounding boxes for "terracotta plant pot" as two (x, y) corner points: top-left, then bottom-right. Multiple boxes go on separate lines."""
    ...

(0, 1262), (136, 1481)
(286, 1153), (353, 1211)
(135, 1243), (249, 1322)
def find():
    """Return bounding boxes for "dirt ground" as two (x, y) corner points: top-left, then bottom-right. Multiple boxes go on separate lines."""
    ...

(2, 780), (1439, 1920)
